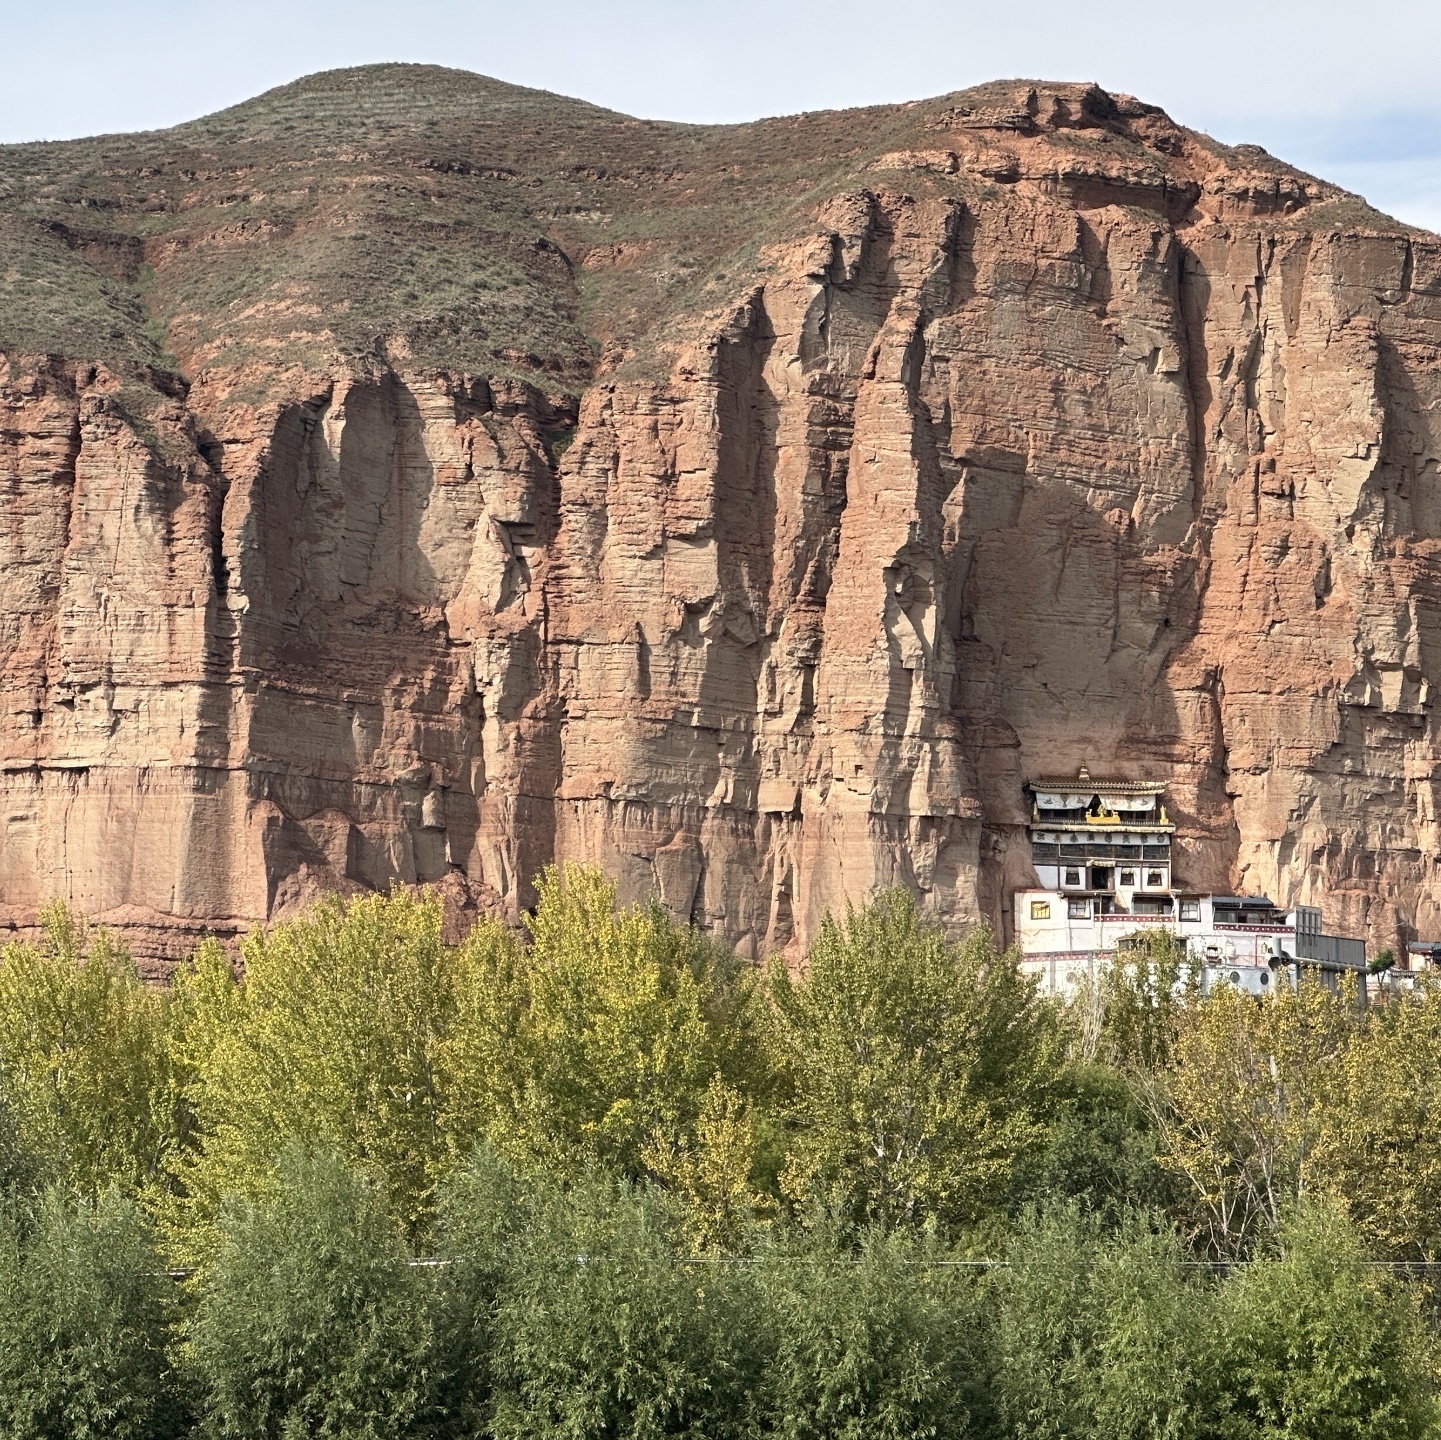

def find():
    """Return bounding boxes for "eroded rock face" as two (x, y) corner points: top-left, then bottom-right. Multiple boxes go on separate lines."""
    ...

(4, 78), (1441, 966)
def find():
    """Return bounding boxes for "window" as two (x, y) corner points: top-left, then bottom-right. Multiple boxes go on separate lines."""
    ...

(1030, 900), (1051, 920)
(1119, 869), (1136, 886)
(1068, 898), (1090, 919)
(1180, 900), (1200, 922)
(1064, 868), (1081, 886)
(1147, 870), (1163, 887)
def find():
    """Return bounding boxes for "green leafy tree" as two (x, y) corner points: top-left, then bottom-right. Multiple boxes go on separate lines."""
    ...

(767, 892), (1055, 1231)
(1201, 1202), (1441, 1439)
(0, 903), (179, 1196)
(185, 1142), (435, 1440)
(489, 1167), (762, 1440)
(0, 1186), (188, 1440)
(995, 1204), (1199, 1440)
(171, 890), (461, 1243)
(1017, 1060), (1177, 1219)
(756, 1222), (993, 1440)
(445, 864), (774, 1243)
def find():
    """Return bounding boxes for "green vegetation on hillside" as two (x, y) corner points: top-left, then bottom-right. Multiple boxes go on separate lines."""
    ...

(1, 874), (1440, 1436)
(4, 62), (1394, 409)
(0, 62), (911, 387)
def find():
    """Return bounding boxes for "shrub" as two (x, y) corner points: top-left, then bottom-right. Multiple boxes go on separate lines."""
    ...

(489, 1167), (762, 1440)
(0, 1186), (187, 1440)
(1202, 1202), (1441, 1440)
(185, 1142), (435, 1440)
(426, 1146), (528, 1435)
(995, 1204), (1199, 1440)
(756, 1221), (993, 1440)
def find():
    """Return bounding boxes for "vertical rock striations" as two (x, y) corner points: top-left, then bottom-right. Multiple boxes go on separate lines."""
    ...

(2, 69), (1440, 965)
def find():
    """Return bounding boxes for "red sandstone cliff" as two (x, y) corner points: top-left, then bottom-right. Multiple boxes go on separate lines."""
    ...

(1, 68), (1437, 966)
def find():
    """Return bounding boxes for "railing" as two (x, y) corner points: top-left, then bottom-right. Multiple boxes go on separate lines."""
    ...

(1032, 843), (1172, 861)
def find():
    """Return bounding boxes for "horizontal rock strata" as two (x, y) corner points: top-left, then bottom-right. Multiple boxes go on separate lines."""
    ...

(1, 70), (1439, 967)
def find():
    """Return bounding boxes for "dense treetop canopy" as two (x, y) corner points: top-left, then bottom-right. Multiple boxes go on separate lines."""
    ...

(0, 875), (1438, 1437)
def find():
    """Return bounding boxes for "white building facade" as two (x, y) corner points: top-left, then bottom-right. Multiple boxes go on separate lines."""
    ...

(1014, 767), (1364, 997)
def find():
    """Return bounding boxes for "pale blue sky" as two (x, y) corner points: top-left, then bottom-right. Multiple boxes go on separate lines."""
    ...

(2, 0), (1439, 229)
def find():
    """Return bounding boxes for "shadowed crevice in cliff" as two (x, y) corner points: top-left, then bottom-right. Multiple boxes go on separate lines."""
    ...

(799, 191), (909, 385)
(232, 371), (498, 915)
(1374, 329), (1441, 536)
(1174, 242), (1213, 534)
(694, 293), (779, 893)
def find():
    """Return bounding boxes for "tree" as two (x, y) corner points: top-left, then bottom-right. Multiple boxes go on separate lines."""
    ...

(0, 903), (179, 1196)
(488, 1167), (762, 1440)
(171, 890), (461, 1244)
(444, 865), (774, 1243)
(756, 1222), (992, 1440)
(0, 1186), (188, 1440)
(185, 1142), (435, 1440)
(1073, 928), (1197, 1074)
(767, 892), (1055, 1232)
(1148, 975), (1353, 1257)
(1015, 1060), (1177, 1220)
(1317, 980), (1441, 1259)
(994, 1204), (1200, 1440)
(1201, 1202), (1441, 1439)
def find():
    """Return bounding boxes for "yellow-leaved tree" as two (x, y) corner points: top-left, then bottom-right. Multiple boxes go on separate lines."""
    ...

(169, 890), (460, 1249)
(1318, 979), (1441, 1259)
(0, 902), (179, 1197)
(766, 891), (1056, 1233)
(443, 864), (775, 1245)
(172, 871), (774, 1253)
(1148, 973), (1354, 1257)
(1076, 928), (1198, 1074)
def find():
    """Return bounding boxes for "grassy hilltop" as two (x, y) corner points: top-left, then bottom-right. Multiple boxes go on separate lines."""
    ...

(0, 61), (1373, 395)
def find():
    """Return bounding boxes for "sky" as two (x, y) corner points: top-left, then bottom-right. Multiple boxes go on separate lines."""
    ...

(1, 0), (1439, 229)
